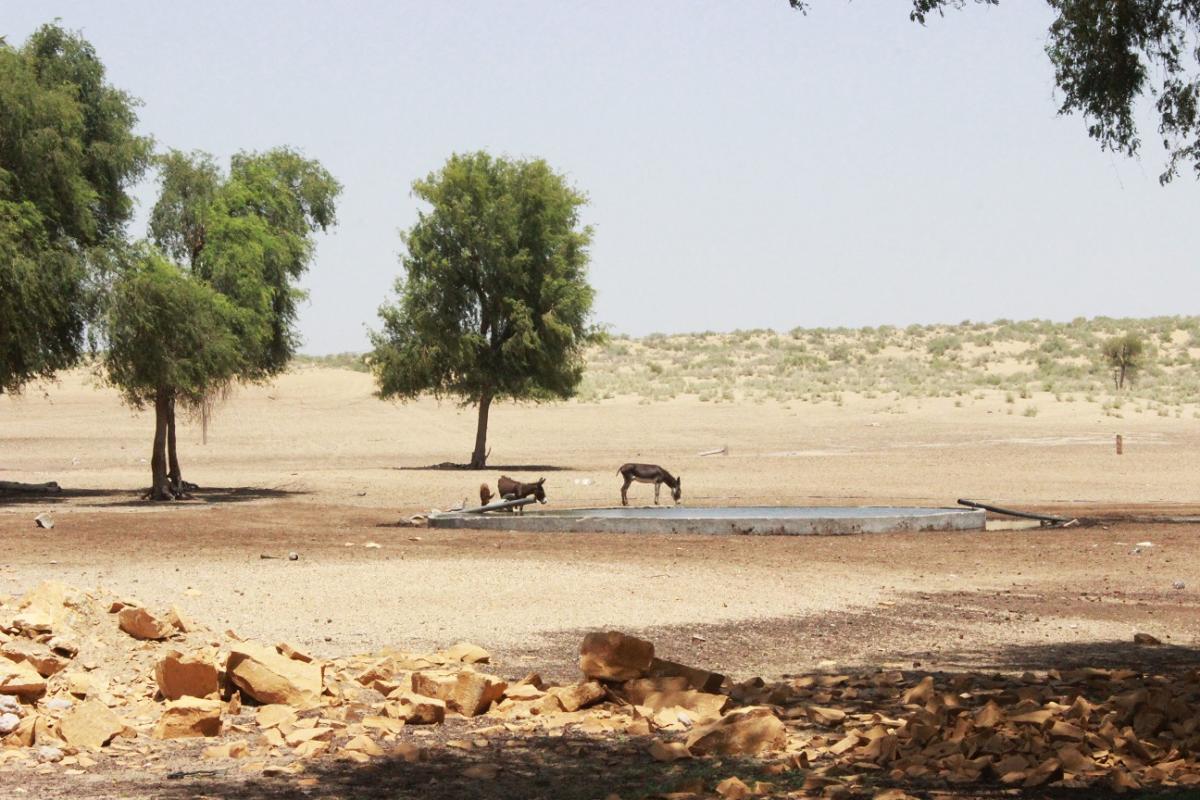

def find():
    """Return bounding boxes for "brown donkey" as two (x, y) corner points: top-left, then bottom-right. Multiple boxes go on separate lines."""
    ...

(617, 463), (681, 506)
(497, 476), (547, 514)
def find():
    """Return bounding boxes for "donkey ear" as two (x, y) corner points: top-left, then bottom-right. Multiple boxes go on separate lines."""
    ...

(538, 477), (545, 485)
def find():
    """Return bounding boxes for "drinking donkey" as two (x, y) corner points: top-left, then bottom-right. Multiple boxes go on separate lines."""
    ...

(497, 475), (547, 514)
(617, 463), (682, 506)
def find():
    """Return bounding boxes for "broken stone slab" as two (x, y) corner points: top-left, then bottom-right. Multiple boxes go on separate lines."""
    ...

(410, 670), (459, 702)
(579, 631), (654, 682)
(117, 607), (173, 640)
(1, 640), (68, 677)
(547, 682), (606, 713)
(58, 701), (127, 749)
(444, 642), (490, 664)
(0, 657), (47, 699)
(154, 696), (223, 739)
(647, 658), (726, 694)
(276, 642), (314, 663)
(155, 650), (220, 700)
(34, 513), (54, 530)
(164, 606), (194, 634)
(447, 671), (507, 717)
(391, 692), (446, 725)
(685, 706), (787, 756)
(226, 641), (323, 708)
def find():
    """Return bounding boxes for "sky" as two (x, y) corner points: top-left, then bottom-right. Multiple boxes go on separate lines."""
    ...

(6, 1), (1200, 353)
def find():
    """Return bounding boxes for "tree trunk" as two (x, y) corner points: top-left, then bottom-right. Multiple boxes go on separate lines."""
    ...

(150, 389), (172, 501)
(166, 391), (183, 492)
(469, 393), (492, 469)
(1118, 363), (1127, 391)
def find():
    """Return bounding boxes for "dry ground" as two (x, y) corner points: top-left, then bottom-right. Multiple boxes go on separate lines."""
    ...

(2, 367), (1198, 798)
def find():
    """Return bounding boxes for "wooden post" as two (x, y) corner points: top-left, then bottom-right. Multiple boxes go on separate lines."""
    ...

(1116, 434), (1123, 455)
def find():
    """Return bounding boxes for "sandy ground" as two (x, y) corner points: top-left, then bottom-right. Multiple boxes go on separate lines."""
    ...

(2, 367), (1197, 682)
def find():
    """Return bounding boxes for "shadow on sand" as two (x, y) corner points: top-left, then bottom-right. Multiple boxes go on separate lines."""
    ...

(0, 485), (307, 508)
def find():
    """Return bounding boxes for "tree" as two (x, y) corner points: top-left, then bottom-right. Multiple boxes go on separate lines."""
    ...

(0, 24), (151, 393)
(127, 148), (340, 496)
(1101, 332), (1145, 390)
(371, 152), (599, 469)
(787, 1), (1200, 183)
(104, 250), (244, 500)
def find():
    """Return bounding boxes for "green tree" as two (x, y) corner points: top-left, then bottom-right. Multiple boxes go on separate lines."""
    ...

(788, 1), (1200, 182)
(104, 250), (244, 500)
(0, 24), (151, 393)
(131, 148), (340, 495)
(1101, 332), (1145, 390)
(371, 152), (599, 468)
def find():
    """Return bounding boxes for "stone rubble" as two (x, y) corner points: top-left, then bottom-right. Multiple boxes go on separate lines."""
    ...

(0, 581), (1197, 797)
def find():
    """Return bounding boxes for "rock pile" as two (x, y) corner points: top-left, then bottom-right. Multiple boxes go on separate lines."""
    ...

(1, 585), (1198, 797)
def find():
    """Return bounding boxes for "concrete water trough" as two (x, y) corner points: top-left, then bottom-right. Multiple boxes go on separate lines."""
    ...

(428, 505), (985, 536)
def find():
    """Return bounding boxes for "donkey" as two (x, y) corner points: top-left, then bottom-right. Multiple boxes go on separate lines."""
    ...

(617, 463), (682, 506)
(479, 483), (494, 507)
(497, 475), (547, 514)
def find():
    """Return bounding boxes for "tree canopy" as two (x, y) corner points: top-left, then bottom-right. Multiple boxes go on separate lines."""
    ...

(371, 151), (598, 468)
(788, 0), (1200, 183)
(105, 148), (340, 498)
(0, 23), (151, 393)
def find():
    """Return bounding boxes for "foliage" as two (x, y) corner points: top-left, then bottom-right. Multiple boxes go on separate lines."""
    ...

(148, 148), (341, 379)
(371, 151), (598, 466)
(371, 151), (598, 405)
(104, 250), (244, 409)
(788, 0), (1200, 182)
(0, 24), (151, 393)
(1101, 332), (1146, 390)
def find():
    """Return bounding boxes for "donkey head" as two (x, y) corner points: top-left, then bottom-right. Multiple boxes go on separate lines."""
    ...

(533, 477), (547, 504)
(672, 477), (682, 504)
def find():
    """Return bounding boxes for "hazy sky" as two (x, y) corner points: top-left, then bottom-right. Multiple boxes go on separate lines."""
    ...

(7, 2), (1200, 353)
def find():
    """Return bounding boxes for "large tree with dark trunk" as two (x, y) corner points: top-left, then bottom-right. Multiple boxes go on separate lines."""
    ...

(104, 250), (244, 500)
(111, 148), (340, 499)
(0, 23), (150, 394)
(788, 0), (1200, 183)
(371, 152), (599, 469)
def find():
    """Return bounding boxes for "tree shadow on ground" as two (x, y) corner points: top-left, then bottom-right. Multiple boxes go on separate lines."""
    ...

(395, 463), (573, 472)
(0, 485), (307, 508)
(931, 639), (1200, 674)
(121, 727), (1189, 800)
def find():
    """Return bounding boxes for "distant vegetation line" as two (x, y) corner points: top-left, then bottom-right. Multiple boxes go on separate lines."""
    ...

(297, 315), (1200, 413)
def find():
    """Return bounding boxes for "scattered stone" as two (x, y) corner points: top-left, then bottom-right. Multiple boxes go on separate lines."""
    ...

(0, 657), (46, 699)
(255, 704), (297, 730)
(34, 514), (54, 530)
(1, 640), (68, 677)
(36, 745), (63, 763)
(647, 738), (691, 762)
(276, 642), (314, 663)
(1133, 632), (1162, 645)
(445, 642), (490, 664)
(342, 734), (384, 757)
(58, 701), (127, 749)
(164, 606), (194, 633)
(715, 776), (753, 800)
(202, 740), (249, 759)
(154, 696), (223, 739)
(117, 607), (173, 640)
(226, 641), (323, 707)
(579, 631), (654, 681)
(0, 713), (19, 735)
(448, 671), (507, 716)
(648, 657), (725, 693)
(155, 649), (220, 700)
(392, 692), (446, 725)
(549, 681), (606, 712)
(411, 670), (458, 701)
(685, 706), (786, 756)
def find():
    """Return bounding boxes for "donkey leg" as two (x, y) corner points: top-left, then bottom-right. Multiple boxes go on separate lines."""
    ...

(621, 477), (631, 506)
(654, 482), (661, 505)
